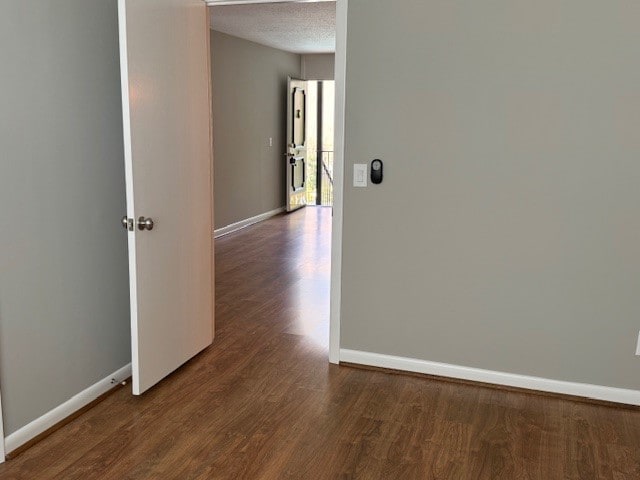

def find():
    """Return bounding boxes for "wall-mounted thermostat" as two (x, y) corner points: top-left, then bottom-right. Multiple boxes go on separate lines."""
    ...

(371, 159), (383, 184)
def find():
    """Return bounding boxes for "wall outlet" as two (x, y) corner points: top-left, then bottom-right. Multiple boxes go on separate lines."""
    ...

(269, 137), (273, 147)
(636, 331), (640, 356)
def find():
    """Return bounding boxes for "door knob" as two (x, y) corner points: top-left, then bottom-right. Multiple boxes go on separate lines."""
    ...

(137, 216), (154, 231)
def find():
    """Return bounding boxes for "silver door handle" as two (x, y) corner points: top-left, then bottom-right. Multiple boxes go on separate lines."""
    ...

(137, 216), (154, 231)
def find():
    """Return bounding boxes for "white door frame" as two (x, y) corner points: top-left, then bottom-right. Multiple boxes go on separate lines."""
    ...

(206, 0), (346, 364)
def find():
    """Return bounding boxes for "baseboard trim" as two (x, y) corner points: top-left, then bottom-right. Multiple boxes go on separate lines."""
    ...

(4, 364), (131, 455)
(339, 349), (640, 406)
(213, 207), (285, 238)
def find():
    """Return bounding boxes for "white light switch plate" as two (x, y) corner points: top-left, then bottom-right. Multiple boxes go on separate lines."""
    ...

(353, 164), (367, 187)
(636, 331), (640, 356)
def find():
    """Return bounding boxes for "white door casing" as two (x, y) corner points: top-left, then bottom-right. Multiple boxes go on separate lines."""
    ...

(118, 0), (214, 395)
(329, 0), (347, 363)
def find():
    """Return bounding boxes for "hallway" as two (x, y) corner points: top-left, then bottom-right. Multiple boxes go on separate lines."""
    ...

(216, 207), (331, 354)
(1, 207), (640, 479)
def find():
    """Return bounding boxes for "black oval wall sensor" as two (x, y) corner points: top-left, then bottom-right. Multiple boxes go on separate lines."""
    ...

(371, 159), (383, 184)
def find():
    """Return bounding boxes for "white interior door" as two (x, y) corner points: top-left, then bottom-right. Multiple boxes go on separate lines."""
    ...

(118, 0), (214, 395)
(286, 77), (308, 212)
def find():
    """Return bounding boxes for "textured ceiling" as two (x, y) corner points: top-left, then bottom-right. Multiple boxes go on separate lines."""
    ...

(209, 2), (336, 54)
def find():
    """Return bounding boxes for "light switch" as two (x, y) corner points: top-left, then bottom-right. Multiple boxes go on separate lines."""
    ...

(353, 164), (368, 187)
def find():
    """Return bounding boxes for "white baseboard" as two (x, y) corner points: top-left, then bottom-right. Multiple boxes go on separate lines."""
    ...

(213, 207), (285, 238)
(340, 349), (640, 406)
(3, 364), (131, 455)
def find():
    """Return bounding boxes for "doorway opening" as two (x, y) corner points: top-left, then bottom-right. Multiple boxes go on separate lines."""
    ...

(304, 80), (335, 207)
(209, 1), (337, 222)
(209, 1), (338, 354)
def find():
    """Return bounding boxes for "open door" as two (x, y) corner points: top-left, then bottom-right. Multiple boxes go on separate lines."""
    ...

(118, 0), (214, 395)
(286, 78), (308, 212)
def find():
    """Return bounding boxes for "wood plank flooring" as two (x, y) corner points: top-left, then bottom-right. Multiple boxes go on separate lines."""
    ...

(1, 207), (639, 479)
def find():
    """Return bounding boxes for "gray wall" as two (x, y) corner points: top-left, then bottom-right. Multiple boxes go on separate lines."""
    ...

(211, 31), (301, 229)
(0, 1), (130, 435)
(302, 54), (335, 80)
(341, 0), (640, 390)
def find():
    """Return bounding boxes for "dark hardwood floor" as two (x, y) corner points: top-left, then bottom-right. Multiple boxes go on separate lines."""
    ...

(1, 207), (639, 479)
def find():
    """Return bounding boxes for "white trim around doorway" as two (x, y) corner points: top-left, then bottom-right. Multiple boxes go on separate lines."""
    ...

(329, 0), (347, 364)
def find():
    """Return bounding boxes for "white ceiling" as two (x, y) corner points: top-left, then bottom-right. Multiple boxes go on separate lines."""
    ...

(209, 2), (336, 54)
